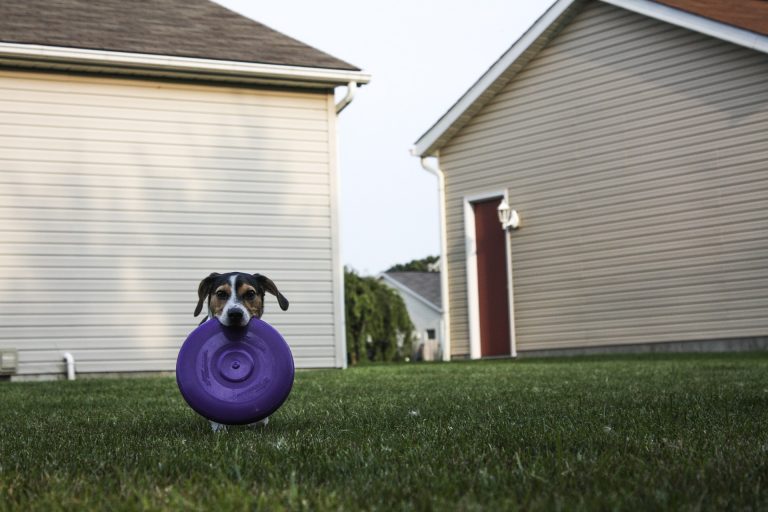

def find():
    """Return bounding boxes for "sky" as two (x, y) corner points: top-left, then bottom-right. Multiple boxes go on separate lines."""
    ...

(215, 1), (555, 275)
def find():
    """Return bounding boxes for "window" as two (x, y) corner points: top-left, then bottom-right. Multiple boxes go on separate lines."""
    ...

(426, 329), (436, 340)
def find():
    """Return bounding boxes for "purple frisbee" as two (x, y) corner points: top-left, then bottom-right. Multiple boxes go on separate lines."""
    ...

(176, 318), (294, 425)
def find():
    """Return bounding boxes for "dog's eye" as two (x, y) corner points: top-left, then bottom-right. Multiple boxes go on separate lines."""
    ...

(215, 290), (229, 300)
(244, 290), (257, 301)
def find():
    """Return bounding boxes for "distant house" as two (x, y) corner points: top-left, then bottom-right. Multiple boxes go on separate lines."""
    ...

(379, 272), (443, 361)
(413, 0), (768, 359)
(0, 0), (370, 380)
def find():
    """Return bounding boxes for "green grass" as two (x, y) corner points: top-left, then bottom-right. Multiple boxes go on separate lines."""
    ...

(1, 353), (767, 511)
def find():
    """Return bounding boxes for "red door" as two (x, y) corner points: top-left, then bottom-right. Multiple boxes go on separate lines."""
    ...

(473, 198), (511, 357)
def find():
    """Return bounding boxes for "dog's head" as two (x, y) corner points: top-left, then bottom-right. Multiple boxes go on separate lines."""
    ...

(194, 272), (289, 327)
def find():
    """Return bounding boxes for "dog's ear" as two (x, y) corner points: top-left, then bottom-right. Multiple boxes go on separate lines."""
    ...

(253, 273), (289, 311)
(194, 272), (220, 317)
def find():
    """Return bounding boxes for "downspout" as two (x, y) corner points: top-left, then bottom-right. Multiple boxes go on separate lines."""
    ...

(335, 81), (358, 114)
(330, 81), (358, 368)
(498, 196), (520, 358)
(417, 155), (451, 362)
(62, 352), (76, 381)
(502, 216), (518, 359)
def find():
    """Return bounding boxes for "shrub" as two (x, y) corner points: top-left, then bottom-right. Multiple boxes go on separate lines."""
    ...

(344, 268), (413, 365)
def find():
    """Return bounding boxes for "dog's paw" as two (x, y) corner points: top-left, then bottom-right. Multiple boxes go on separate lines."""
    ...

(247, 417), (269, 428)
(209, 421), (228, 433)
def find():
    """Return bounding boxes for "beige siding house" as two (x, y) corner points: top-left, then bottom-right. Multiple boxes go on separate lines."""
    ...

(0, 0), (369, 379)
(413, 0), (768, 360)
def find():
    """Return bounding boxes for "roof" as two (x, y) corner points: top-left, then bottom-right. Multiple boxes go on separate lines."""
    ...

(0, 0), (370, 88)
(0, 0), (358, 70)
(412, 0), (768, 157)
(382, 272), (442, 311)
(653, 0), (768, 37)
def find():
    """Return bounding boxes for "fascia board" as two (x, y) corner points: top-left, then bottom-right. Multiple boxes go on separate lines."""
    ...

(0, 42), (371, 88)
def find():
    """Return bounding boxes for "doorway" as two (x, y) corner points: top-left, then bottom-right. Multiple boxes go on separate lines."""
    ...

(466, 195), (511, 358)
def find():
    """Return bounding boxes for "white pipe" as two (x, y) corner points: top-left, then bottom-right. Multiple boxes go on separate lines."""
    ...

(335, 81), (358, 114)
(62, 352), (76, 381)
(503, 224), (518, 358)
(417, 155), (452, 362)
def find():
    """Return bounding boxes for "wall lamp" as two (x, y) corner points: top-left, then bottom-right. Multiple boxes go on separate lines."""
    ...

(497, 198), (521, 230)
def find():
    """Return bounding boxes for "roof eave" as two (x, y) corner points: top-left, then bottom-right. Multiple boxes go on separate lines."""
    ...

(412, 0), (582, 157)
(412, 0), (768, 158)
(0, 42), (371, 88)
(603, 0), (768, 52)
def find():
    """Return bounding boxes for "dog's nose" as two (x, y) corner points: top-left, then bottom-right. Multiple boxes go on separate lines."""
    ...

(227, 308), (244, 322)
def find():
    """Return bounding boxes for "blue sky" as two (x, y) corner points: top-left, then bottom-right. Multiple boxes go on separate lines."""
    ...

(215, 1), (555, 275)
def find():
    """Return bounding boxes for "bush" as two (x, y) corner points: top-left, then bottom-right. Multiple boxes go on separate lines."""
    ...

(344, 268), (413, 365)
(386, 255), (439, 272)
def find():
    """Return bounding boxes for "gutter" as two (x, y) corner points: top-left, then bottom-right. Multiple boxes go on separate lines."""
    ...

(415, 155), (452, 362)
(0, 42), (372, 89)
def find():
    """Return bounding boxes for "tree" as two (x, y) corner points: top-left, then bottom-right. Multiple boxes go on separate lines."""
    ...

(344, 268), (413, 365)
(386, 255), (439, 273)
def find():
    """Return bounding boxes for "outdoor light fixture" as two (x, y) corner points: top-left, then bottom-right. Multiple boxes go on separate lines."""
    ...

(497, 198), (521, 230)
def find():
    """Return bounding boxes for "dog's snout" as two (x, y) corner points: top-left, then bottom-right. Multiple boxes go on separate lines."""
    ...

(227, 308), (244, 321)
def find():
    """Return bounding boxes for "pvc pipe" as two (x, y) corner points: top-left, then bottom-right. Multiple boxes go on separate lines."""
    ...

(504, 227), (518, 358)
(335, 81), (358, 114)
(62, 352), (76, 381)
(418, 155), (452, 362)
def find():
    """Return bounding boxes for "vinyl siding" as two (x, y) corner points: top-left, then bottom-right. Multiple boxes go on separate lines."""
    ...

(380, 278), (443, 360)
(440, 0), (768, 356)
(0, 69), (342, 375)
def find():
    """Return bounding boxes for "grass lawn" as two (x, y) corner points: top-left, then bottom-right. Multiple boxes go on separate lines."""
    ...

(1, 353), (767, 511)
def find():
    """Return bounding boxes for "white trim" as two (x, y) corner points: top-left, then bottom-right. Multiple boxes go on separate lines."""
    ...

(379, 273), (443, 314)
(464, 198), (481, 359)
(0, 42), (371, 88)
(413, 0), (575, 157)
(464, 190), (512, 360)
(412, 0), (768, 157)
(603, 0), (768, 54)
(326, 94), (348, 369)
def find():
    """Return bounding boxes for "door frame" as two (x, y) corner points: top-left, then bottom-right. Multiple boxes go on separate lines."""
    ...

(464, 190), (517, 359)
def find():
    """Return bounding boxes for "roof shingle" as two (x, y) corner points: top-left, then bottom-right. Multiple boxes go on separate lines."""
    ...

(384, 272), (442, 309)
(0, 0), (359, 71)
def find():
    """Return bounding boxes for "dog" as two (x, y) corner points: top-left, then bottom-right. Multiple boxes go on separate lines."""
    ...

(195, 272), (289, 327)
(193, 272), (289, 432)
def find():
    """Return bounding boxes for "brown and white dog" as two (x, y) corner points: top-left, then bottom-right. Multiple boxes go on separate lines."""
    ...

(193, 272), (289, 432)
(195, 272), (289, 327)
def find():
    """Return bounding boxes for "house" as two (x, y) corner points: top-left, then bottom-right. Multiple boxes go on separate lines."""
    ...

(379, 271), (444, 361)
(0, 0), (370, 380)
(412, 0), (768, 360)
